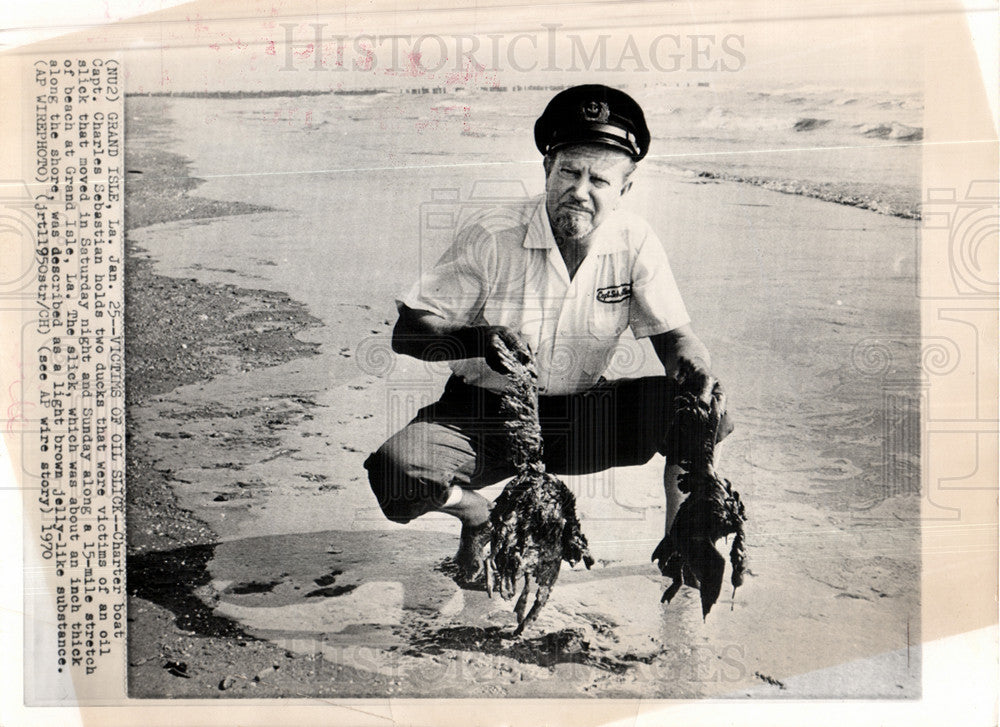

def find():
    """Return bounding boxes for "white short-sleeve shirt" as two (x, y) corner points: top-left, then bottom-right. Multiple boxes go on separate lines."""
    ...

(398, 195), (690, 395)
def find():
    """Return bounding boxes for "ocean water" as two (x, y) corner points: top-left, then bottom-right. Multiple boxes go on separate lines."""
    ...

(158, 83), (922, 207)
(640, 85), (922, 217)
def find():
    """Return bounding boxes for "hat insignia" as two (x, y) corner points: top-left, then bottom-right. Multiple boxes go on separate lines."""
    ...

(581, 100), (610, 122)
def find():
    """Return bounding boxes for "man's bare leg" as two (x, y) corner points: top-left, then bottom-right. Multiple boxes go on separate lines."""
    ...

(439, 486), (492, 580)
(439, 486), (491, 526)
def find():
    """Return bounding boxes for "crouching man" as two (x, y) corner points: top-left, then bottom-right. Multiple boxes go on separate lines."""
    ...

(365, 84), (732, 581)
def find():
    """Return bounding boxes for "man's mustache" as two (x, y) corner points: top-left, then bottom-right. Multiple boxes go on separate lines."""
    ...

(558, 202), (593, 214)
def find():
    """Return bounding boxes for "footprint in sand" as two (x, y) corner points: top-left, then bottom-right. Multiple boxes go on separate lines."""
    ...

(298, 472), (329, 483)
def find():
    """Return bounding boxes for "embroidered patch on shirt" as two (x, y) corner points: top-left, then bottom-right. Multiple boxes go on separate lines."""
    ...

(596, 283), (632, 303)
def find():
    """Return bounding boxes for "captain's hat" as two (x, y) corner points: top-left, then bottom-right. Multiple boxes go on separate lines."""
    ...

(534, 84), (650, 161)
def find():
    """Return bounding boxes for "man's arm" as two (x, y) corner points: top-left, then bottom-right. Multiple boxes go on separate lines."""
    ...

(392, 304), (482, 361)
(648, 324), (712, 381)
(392, 304), (530, 373)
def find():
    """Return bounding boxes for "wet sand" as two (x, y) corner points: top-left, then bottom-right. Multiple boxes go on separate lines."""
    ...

(125, 92), (921, 698)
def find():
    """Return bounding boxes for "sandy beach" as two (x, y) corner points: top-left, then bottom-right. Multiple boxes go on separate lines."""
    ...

(125, 87), (922, 698)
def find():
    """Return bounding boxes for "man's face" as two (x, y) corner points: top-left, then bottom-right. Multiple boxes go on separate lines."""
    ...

(544, 144), (635, 242)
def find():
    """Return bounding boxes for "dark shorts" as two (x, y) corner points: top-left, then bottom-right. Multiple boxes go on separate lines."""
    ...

(366, 375), (726, 524)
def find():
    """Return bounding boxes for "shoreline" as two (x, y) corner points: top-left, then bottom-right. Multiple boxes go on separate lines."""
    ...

(660, 166), (921, 219)
(125, 97), (322, 552)
(125, 97), (356, 695)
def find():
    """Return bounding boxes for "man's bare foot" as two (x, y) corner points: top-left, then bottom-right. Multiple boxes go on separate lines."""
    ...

(455, 520), (491, 583)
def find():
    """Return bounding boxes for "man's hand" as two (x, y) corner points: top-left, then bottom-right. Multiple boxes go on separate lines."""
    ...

(481, 326), (532, 375)
(675, 358), (734, 443)
(650, 325), (734, 442)
(675, 357), (713, 404)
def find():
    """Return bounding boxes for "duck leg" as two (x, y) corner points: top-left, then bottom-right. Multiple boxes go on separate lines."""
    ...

(513, 572), (532, 625)
(514, 582), (552, 636)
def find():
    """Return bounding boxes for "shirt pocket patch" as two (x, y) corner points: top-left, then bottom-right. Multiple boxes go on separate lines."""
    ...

(596, 283), (631, 303)
(589, 253), (632, 339)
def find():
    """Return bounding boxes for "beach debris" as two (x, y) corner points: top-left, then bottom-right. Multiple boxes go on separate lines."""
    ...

(754, 671), (787, 690)
(253, 664), (279, 682)
(218, 675), (238, 691)
(486, 334), (594, 636)
(164, 660), (190, 678)
(651, 361), (748, 618)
